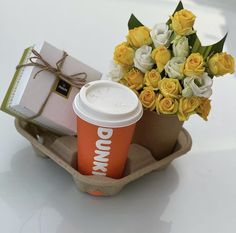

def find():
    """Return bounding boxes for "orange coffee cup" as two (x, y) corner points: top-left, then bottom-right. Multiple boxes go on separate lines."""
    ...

(73, 80), (143, 179)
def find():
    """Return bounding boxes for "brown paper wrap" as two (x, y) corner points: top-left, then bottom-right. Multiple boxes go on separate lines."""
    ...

(14, 118), (191, 196)
(132, 110), (184, 160)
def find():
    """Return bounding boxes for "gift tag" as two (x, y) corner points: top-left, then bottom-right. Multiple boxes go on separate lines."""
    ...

(54, 79), (71, 98)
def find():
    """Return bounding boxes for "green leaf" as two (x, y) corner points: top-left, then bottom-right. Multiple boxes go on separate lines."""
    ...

(167, 1), (184, 25)
(188, 33), (201, 52)
(128, 1), (184, 29)
(201, 33), (228, 59)
(188, 33), (199, 48)
(128, 14), (144, 30)
(169, 31), (177, 44)
(189, 33), (227, 59)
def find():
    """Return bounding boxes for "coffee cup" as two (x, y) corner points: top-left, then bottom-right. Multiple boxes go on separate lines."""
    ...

(73, 80), (143, 179)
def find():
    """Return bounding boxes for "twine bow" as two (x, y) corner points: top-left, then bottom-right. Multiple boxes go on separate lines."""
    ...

(16, 49), (87, 89)
(16, 48), (87, 122)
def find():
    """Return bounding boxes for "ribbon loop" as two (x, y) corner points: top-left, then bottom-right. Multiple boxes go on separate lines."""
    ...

(15, 48), (88, 121)
(16, 49), (87, 89)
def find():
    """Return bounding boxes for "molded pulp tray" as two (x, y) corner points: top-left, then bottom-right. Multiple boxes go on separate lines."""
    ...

(15, 119), (192, 196)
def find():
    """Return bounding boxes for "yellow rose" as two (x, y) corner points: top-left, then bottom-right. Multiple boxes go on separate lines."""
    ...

(197, 97), (211, 120)
(139, 87), (156, 110)
(158, 78), (182, 98)
(156, 94), (178, 115)
(124, 68), (144, 90)
(184, 53), (205, 77)
(127, 26), (152, 48)
(178, 96), (201, 121)
(208, 52), (235, 76)
(113, 42), (135, 66)
(144, 69), (161, 90)
(151, 45), (171, 72)
(171, 9), (196, 36)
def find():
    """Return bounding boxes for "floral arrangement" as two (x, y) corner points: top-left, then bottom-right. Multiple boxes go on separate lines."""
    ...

(108, 1), (235, 121)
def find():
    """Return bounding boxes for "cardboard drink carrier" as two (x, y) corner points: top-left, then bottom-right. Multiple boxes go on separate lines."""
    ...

(2, 41), (192, 196)
(15, 111), (192, 196)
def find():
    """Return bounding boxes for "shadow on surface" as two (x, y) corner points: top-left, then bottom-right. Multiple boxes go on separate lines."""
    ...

(50, 165), (180, 233)
(0, 146), (180, 233)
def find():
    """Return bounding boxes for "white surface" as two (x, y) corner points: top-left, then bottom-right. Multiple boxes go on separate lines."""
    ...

(0, 0), (236, 232)
(73, 80), (143, 127)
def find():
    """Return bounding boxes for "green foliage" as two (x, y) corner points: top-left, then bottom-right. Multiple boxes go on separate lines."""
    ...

(128, 14), (144, 30)
(127, 1), (226, 56)
(189, 33), (227, 59)
(166, 1), (184, 25)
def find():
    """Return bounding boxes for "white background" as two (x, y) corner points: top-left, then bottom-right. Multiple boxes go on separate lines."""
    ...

(0, 0), (236, 232)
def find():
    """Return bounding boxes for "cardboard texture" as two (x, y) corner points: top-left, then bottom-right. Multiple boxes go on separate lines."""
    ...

(50, 136), (78, 169)
(15, 118), (192, 196)
(132, 110), (184, 160)
(124, 144), (156, 176)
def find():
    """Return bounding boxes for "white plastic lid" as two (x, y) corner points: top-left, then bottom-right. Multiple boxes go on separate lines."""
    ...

(73, 80), (143, 128)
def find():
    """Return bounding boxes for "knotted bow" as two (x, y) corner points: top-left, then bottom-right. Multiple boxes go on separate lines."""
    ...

(16, 48), (87, 121)
(16, 49), (87, 89)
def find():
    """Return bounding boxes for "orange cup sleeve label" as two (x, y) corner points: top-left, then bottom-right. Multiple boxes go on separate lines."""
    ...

(77, 117), (136, 179)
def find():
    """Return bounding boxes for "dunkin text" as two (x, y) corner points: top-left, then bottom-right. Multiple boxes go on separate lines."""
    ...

(92, 127), (113, 176)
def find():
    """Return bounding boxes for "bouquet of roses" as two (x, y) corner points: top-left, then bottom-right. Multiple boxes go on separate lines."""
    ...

(108, 1), (235, 121)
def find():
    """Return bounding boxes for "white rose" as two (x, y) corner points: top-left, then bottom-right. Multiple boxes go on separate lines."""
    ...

(173, 36), (189, 58)
(165, 57), (186, 79)
(182, 73), (213, 98)
(134, 45), (154, 73)
(150, 23), (172, 48)
(106, 62), (124, 82)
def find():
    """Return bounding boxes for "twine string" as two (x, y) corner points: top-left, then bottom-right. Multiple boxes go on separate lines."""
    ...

(16, 49), (87, 121)
(16, 49), (87, 89)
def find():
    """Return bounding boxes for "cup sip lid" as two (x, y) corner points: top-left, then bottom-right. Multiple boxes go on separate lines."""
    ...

(73, 80), (143, 128)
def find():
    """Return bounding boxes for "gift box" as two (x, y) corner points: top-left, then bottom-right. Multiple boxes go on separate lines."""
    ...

(1, 42), (102, 135)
